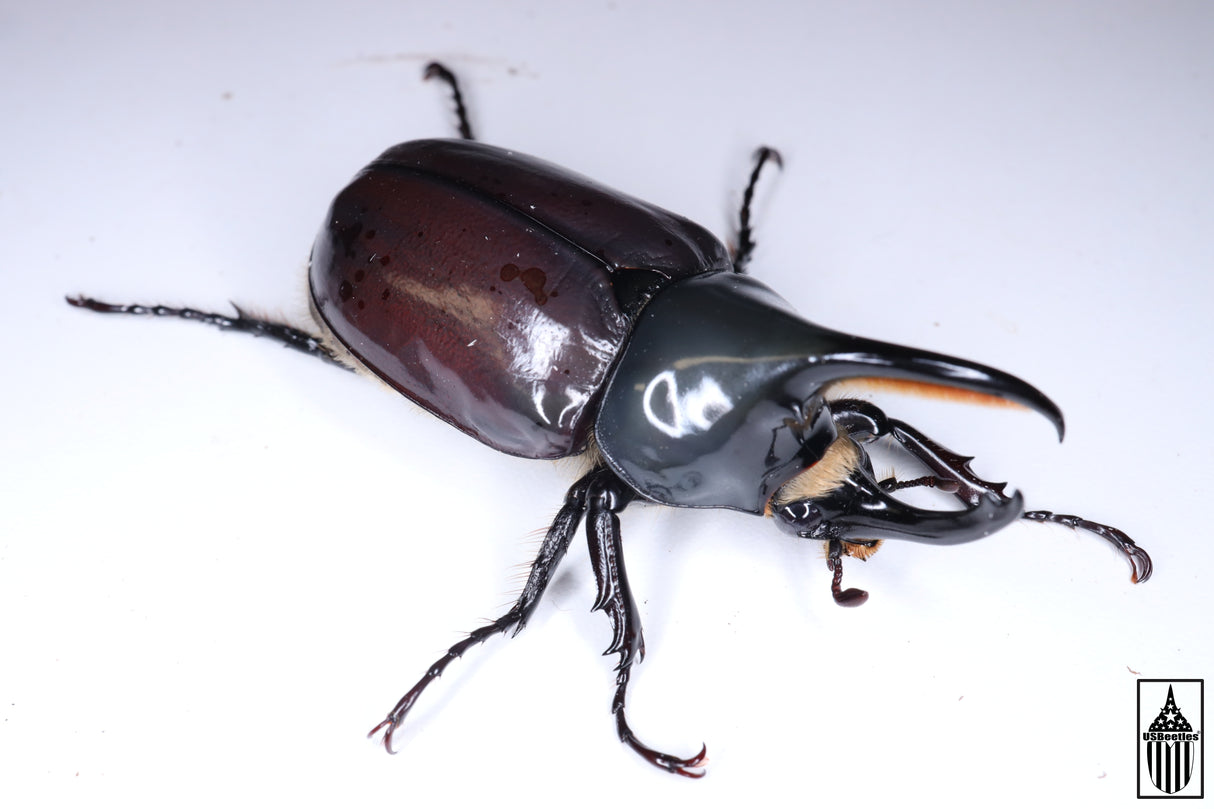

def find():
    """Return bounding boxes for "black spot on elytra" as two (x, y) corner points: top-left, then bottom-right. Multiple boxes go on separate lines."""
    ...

(336, 222), (363, 259)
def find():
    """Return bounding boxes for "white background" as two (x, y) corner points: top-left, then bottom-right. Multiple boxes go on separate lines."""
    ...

(2, 1), (1211, 806)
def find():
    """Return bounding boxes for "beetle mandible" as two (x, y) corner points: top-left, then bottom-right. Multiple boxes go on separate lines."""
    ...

(68, 62), (1152, 778)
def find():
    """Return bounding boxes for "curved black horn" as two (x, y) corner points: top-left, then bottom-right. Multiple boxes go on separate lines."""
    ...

(793, 328), (1065, 440)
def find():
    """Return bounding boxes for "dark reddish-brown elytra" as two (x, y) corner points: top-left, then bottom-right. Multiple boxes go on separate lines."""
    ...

(308, 138), (729, 458)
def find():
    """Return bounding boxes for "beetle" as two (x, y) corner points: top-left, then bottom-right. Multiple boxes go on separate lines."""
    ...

(68, 62), (1151, 777)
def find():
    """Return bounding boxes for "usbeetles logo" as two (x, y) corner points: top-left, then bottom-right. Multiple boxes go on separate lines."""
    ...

(1139, 679), (1204, 798)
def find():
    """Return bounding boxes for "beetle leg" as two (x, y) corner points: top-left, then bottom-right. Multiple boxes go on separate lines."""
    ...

(65, 296), (346, 368)
(832, 398), (1152, 583)
(367, 468), (592, 753)
(732, 146), (782, 273)
(890, 419), (1152, 580)
(886, 418), (1010, 507)
(1022, 511), (1153, 583)
(585, 467), (708, 778)
(830, 398), (1009, 506)
(423, 61), (475, 141)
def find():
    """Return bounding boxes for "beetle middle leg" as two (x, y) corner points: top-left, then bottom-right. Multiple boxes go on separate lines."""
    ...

(584, 467), (708, 778)
(732, 146), (782, 273)
(423, 61), (474, 141)
(367, 467), (591, 752)
(367, 464), (706, 776)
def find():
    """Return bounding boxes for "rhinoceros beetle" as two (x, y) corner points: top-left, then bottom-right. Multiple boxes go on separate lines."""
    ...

(68, 62), (1152, 778)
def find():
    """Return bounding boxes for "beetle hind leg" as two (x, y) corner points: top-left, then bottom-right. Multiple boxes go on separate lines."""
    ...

(423, 61), (475, 141)
(367, 468), (592, 752)
(585, 467), (708, 778)
(65, 296), (345, 367)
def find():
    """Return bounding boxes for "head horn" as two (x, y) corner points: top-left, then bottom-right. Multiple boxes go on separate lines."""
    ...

(790, 327), (1064, 440)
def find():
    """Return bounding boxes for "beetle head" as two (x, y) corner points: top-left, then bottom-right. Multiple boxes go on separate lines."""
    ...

(768, 433), (1023, 547)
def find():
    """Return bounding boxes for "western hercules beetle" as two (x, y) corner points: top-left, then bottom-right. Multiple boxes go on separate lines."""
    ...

(68, 62), (1151, 777)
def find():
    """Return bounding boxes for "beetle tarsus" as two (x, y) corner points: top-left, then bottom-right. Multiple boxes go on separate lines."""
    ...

(610, 639), (708, 777)
(423, 61), (474, 141)
(615, 697), (709, 778)
(367, 716), (403, 754)
(732, 146), (783, 273)
(65, 295), (345, 367)
(1022, 511), (1153, 584)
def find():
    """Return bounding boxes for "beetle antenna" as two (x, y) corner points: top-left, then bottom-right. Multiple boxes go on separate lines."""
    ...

(733, 146), (783, 274)
(826, 539), (869, 606)
(423, 61), (475, 141)
(879, 475), (961, 495)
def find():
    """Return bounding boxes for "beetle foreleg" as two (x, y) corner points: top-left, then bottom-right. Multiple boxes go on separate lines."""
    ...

(584, 467), (708, 778)
(65, 296), (345, 368)
(732, 146), (782, 274)
(886, 419), (1010, 508)
(887, 419), (1152, 582)
(832, 398), (1152, 584)
(367, 468), (592, 753)
(1022, 511), (1153, 584)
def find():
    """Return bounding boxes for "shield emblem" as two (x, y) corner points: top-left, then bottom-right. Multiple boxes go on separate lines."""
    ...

(1148, 740), (1195, 794)
(1145, 685), (1198, 795)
